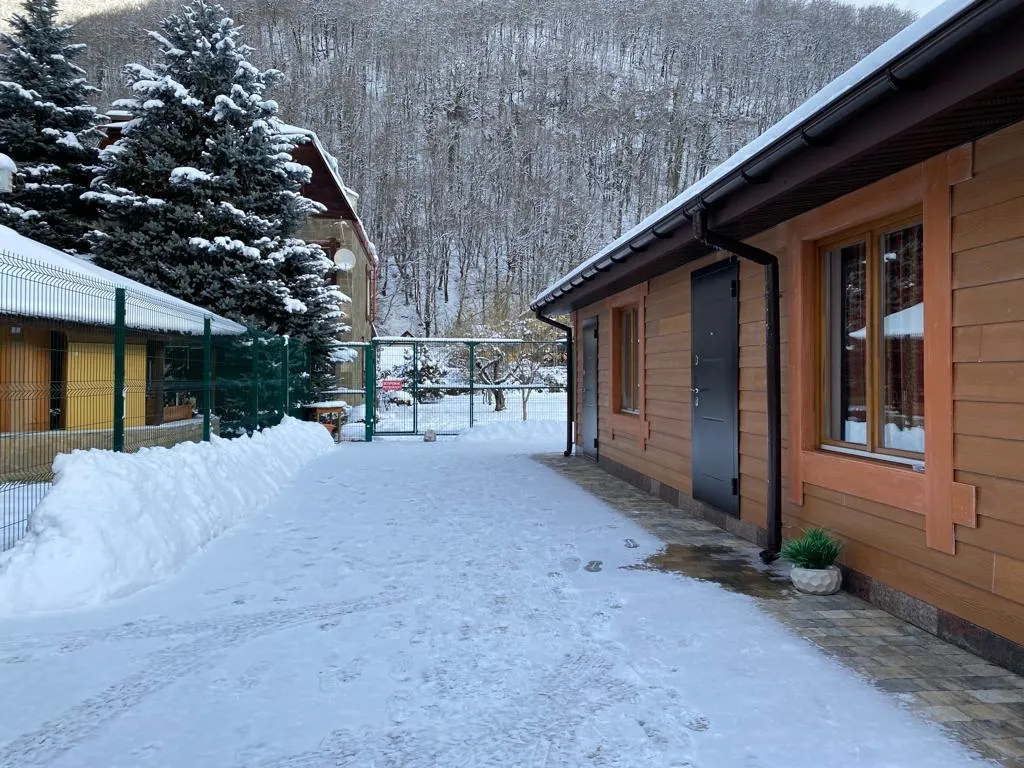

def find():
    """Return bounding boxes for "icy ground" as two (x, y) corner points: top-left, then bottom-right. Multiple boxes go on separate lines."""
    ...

(0, 432), (986, 767)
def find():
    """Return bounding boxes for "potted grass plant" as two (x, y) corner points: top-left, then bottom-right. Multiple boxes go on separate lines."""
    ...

(780, 527), (844, 595)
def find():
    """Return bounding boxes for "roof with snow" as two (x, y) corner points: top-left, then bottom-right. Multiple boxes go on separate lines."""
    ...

(96, 117), (379, 267)
(850, 303), (923, 340)
(277, 123), (378, 265)
(0, 225), (246, 336)
(531, 0), (1024, 314)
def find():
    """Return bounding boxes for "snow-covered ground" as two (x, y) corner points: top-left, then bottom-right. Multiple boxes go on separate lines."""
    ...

(374, 390), (567, 435)
(0, 426), (987, 767)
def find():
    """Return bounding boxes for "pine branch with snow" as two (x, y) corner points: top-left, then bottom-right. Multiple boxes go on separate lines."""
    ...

(0, 0), (101, 253)
(87, 0), (346, 392)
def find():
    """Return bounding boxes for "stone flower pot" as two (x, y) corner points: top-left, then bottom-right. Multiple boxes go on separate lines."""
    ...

(790, 565), (842, 595)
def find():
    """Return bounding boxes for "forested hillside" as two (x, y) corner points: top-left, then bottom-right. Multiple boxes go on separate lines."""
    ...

(57, 0), (913, 334)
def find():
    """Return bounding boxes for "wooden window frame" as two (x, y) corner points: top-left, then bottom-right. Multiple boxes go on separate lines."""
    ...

(607, 283), (650, 444)
(817, 209), (924, 463)
(787, 148), (976, 554)
(615, 304), (641, 415)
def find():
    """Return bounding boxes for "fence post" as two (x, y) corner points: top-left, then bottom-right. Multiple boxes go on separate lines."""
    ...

(468, 342), (476, 428)
(364, 342), (376, 442)
(283, 336), (290, 416)
(250, 332), (260, 431)
(412, 341), (419, 435)
(112, 287), (126, 452)
(202, 317), (212, 441)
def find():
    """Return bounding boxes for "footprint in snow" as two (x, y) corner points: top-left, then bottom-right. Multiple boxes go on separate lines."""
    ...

(624, 538), (639, 549)
(584, 560), (603, 573)
(684, 713), (711, 732)
(560, 556), (582, 572)
(386, 691), (414, 724)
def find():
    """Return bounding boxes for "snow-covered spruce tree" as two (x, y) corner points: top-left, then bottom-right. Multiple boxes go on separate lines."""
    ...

(87, 0), (344, 389)
(0, 0), (100, 253)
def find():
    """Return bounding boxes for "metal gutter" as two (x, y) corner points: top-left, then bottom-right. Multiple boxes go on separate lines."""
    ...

(692, 210), (783, 560)
(535, 312), (574, 457)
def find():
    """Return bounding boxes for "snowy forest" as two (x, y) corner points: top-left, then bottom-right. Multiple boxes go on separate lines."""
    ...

(6, 0), (915, 336)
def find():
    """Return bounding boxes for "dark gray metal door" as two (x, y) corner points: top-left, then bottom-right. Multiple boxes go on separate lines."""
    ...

(580, 317), (599, 459)
(691, 259), (740, 516)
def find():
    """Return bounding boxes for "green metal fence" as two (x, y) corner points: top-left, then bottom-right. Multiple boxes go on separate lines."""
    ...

(333, 337), (570, 440)
(0, 247), (311, 551)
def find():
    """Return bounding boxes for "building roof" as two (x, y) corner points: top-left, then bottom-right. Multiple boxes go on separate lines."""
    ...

(277, 123), (378, 265)
(0, 225), (246, 336)
(96, 117), (379, 266)
(532, 0), (1024, 314)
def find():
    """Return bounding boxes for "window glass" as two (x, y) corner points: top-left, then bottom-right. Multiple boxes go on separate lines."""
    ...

(880, 225), (925, 453)
(824, 241), (867, 445)
(820, 219), (924, 458)
(618, 306), (639, 413)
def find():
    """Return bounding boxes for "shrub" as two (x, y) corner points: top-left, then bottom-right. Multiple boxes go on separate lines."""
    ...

(780, 527), (843, 570)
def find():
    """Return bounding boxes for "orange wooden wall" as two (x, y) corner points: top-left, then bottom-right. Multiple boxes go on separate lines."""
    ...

(573, 118), (1024, 647)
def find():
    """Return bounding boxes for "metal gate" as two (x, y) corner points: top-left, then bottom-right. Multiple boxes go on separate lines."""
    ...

(332, 338), (569, 439)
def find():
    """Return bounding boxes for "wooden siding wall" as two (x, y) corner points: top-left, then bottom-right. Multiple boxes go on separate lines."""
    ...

(950, 120), (1024, 637)
(573, 119), (1024, 647)
(786, 124), (1024, 646)
(575, 243), (780, 534)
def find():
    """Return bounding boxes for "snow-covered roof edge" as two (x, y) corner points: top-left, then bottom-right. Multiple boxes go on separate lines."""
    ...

(277, 123), (379, 266)
(0, 224), (247, 336)
(531, 0), (978, 310)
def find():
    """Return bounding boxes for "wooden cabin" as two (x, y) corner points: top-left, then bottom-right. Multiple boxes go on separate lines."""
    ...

(272, 125), (378, 404)
(532, 0), (1024, 673)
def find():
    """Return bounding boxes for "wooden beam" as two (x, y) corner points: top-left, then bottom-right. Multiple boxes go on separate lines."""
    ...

(922, 154), (957, 554)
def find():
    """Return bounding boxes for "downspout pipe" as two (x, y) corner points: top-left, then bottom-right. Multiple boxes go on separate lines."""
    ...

(692, 209), (783, 561)
(535, 312), (574, 457)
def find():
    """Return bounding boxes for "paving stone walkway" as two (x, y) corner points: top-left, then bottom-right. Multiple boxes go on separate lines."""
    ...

(535, 454), (1024, 767)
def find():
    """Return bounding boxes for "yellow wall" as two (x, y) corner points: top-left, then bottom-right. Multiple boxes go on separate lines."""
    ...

(0, 325), (51, 434)
(66, 342), (146, 431)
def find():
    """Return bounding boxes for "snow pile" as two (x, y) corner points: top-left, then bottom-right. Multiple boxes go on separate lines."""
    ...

(0, 418), (333, 615)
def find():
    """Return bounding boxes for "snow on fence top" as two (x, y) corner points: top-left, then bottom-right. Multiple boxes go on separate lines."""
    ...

(0, 224), (246, 336)
(531, 0), (977, 309)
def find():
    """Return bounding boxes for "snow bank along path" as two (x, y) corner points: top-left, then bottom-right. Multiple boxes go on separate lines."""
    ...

(0, 418), (333, 615)
(0, 427), (987, 767)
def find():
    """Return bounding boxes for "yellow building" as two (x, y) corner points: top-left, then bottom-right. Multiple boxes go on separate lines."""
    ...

(281, 124), (378, 403)
(0, 224), (245, 482)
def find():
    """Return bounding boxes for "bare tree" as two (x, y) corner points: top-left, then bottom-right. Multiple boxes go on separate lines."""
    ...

(64, 0), (914, 335)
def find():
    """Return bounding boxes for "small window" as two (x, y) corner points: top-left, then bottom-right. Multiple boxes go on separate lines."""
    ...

(616, 305), (640, 414)
(822, 219), (924, 459)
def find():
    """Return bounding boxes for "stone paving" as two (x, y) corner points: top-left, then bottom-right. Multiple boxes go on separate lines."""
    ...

(535, 454), (1024, 767)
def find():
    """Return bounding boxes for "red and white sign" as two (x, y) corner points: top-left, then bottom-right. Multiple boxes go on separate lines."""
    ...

(381, 379), (404, 392)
